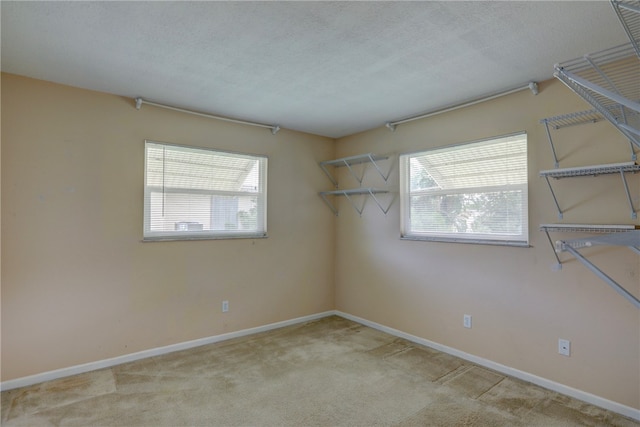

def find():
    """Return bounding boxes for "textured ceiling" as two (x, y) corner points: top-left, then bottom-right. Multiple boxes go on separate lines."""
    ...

(0, 1), (629, 138)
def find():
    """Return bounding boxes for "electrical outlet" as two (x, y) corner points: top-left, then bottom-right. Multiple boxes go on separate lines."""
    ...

(222, 300), (229, 313)
(463, 314), (472, 329)
(558, 338), (570, 356)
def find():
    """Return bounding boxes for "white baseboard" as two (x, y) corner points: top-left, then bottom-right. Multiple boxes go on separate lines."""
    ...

(3, 309), (638, 421)
(0, 310), (335, 392)
(335, 311), (640, 422)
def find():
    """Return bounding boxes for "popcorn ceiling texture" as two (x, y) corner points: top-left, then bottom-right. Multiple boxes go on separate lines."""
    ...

(0, 1), (628, 137)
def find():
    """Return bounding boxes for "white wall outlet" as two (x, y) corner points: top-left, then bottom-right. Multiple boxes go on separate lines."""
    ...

(463, 314), (472, 329)
(558, 338), (570, 356)
(222, 300), (229, 313)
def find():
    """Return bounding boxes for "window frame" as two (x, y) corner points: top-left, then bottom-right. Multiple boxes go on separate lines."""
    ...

(399, 132), (529, 247)
(143, 140), (268, 242)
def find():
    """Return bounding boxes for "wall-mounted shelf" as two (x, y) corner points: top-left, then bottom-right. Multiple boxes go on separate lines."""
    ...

(540, 224), (639, 268)
(539, 162), (640, 219)
(556, 227), (640, 250)
(554, 42), (640, 151)
(541, 109), (604, 131)
(319, 153), (390, 188)
(318, 153), (393, 216)
(555, 229), (640, 309)
(540, 108), (636, 167)
(612, 0), (640, 56)
(540, 223), (637, 233)
(539, 161), (640, 178)
(319, 188), (390, 216)
(541, 3), (640, 310)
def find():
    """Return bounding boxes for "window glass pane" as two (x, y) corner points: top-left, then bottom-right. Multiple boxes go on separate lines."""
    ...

(409, 190), (525, 235)
(401, 133), (528, 246)
(144, 141), (267, 240)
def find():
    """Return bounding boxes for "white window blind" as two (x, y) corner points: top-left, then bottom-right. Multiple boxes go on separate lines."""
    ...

(144, 141), (267, 241)
(400, 133), (528, 246)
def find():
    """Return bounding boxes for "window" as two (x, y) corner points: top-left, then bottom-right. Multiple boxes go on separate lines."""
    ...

(144, 141), (267, 241)
(400, 133), (528, 246)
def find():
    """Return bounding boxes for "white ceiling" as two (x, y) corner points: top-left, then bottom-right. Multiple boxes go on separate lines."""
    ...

(0, 1), (629, 138)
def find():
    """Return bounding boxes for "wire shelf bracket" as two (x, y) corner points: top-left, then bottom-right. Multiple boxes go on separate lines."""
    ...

(555, 230), (640, 309)
(539, 162), (640, 219)
(319, 188), (391, 216)
(319, 154), (391, 188)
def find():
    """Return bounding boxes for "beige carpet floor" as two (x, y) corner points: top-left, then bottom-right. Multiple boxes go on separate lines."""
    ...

(1, 316), (638, 426)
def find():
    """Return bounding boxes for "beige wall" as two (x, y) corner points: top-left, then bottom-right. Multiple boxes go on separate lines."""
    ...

(334, 78), (640, 410)
(2, 73), (639, 411)
(1, 73), (335, 380)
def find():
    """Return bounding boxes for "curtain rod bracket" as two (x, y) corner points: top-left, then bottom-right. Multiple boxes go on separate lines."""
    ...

(529, 81), (539, 95)
(271, 125), (281, 135)
(135, 97), (143, 110)
(385, 122), (396, 132)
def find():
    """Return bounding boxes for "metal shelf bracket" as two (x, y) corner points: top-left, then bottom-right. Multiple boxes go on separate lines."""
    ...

(555, 230), (640, 309)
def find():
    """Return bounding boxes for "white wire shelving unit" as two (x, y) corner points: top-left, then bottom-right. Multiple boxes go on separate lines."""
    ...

(538, 1), (640, 309)
(318, 153), (393, 216)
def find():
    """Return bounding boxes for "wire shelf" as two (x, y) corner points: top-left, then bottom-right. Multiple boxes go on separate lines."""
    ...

(539, 161), (640, 178)
(319, 188), (391, 216)
(557, 229), (640, 250)
(319, 154), (388, 168)
(540, 224), (639, 269)
(540, 162), (639, 219)
(540, 109), (603, 130)
(539, 105), (637, 167)
(612, 0), (640, 56)
(554, 43), (640, 149)
(319, 188), (388, 196)
(319, 153), (390, 187)
(540, 224), (639, 233)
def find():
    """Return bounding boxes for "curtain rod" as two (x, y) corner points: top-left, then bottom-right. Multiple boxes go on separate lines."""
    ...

(385, 81), (539, 131)
(134, 97), (281, 135)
